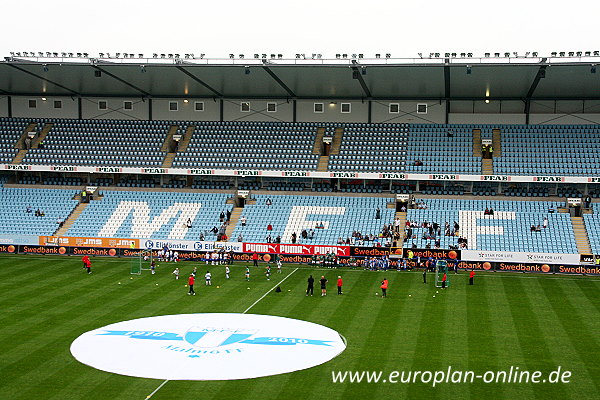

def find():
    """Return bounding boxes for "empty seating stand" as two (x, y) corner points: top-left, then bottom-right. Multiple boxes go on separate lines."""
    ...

(22, 118), (172, 167)
(0, 117), (30, 163)
(0, 187), (79, 236)
(495, 125), (600, 176)
(329, 123), (408, 172)
(172, 121), (319, 170)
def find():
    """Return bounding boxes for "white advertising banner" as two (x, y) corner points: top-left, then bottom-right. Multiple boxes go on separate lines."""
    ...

(2, 163), (599, 183)
(141, 239), (243, 253)
(461, 250), (581, 265)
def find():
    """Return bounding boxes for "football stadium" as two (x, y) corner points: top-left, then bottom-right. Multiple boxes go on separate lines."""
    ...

(2, 10), (600, 399)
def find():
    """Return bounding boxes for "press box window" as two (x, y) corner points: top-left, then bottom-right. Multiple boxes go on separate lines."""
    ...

(169, 101), (178, 111)
(314, 103), (324, 113)
(341, 103), (351, 113)
(98, 100), (107, 110)
(389, 103), (400, 113)
(28, 99), (37, 108)
(54, 100), (62, 109)
(195, 102), (204, 112)
(123, 101), (133, 110)
(241, 102), (251, 112)
(267, 103), (277, 113)
(417, 103), (428, 114)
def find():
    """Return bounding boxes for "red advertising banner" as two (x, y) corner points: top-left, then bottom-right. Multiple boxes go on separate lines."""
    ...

(242, 243), (350, 256)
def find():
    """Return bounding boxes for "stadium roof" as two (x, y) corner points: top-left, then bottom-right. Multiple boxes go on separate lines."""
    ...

(1, 56), (599, 101)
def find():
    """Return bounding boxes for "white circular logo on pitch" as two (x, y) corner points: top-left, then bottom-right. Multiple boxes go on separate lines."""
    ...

(70, 313), (346, 380)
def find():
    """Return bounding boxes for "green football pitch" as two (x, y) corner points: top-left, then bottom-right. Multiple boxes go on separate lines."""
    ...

(1, 254), (600, 400)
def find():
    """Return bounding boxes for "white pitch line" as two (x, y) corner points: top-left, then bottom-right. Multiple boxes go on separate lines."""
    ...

(243, 267), (299, 314)
(144, 267), (299, 399)
(145, 378), (169, 399)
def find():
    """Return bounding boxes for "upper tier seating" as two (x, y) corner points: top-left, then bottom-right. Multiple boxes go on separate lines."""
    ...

(0, 118), (29, 164)
(0, 187), (78, 235)
(231, 194), (394, 245)
(66, 191), (232, 240)
(405, 124), (481, 174)
(22, 119), (172, 167)
(328, 124), (408, 172)
(404, 199), (577, 253)
(172, 121), (319, 170)
(495, 125), (600, 176)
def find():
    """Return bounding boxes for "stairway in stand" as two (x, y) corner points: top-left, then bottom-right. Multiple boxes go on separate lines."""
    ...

(54, 201), (90, 236)
(571, 216), (592, 254)
(225, 207), (243, 239)
(317, 156), (329, 172)
(482, 159), (493, 175)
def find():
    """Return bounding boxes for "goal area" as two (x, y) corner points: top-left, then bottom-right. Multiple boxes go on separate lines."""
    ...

(131, 249), (153, 275)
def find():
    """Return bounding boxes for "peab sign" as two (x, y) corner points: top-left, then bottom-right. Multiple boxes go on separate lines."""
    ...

(70, 313), (346, 380)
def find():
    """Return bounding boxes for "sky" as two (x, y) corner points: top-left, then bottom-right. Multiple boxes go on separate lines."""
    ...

(1, 0), (599, 60)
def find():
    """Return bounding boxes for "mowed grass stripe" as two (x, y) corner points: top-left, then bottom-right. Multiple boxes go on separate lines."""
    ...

(536, 279), (600, 396)
(503, 277), (568, 399)
(0, 266), (126, 331)
(291, 271), (390, 400)
(401, 274), (449, 400)
(365, 272), (424, 400)
(486, 276), (536, 399)
(439, 273), (470, 400)
(466, 275), (505, 399)
(0, 277), (174, 398)
(273, 270), (388, 400)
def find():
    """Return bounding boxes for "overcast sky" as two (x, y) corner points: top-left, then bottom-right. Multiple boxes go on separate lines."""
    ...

(2, 0), (598, 59)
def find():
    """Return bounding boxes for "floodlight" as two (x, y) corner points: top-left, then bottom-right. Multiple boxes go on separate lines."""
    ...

(585, 51), (591, 56)
(168, 54), (173, 58)
(551, 52), (557, 57)
(576, 51), (582, 57)
(43, 64), (48, 72)
(559, 52), (565, 57)
(153, 53), (158, 58)
(494, 53), (500, 57)
(467, 52), (473, 57)
(245, 66), (250, 75)
(466, 65), (472, 74)
(532, 52), (538, 57)
(38, 52), (44, 57)
(138, 53), (143, 58)
(484, 52), (490, 57)
(460, 52), (466, 57)
(140, 65), (146, 73)
(68, 52), (73, 57)
(592, 65), (597, 74)
(375, 54), (380, 58)
(385, 53), (391, 58)
(504, 52), (510, 57)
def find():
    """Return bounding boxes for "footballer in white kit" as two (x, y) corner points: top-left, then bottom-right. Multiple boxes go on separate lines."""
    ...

(225, 266), (230, 279)
(205, 271), (212, 285)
